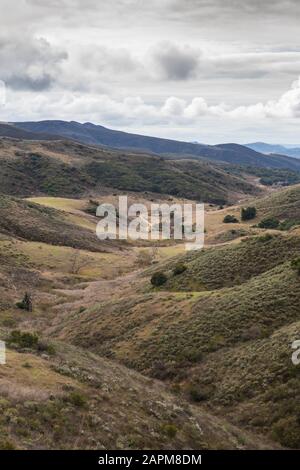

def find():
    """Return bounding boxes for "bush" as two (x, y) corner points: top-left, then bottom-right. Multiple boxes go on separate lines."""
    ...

(223, 215), (239, 223)
(241, 206), (257, 221)
(8, 330), (39, 349)
(7, 330), (55, 354)
(161, 424), (178, 438)
(16, 292), (33, 312)
(291, 258), (300, 275)
(173, 263), (187, 275)
(258, 217), (280, 229)
(188, 385), (210, 402)
(151, 271), (167, 287)
(67, 391), (87, 408)
(272, 417), (300, 448)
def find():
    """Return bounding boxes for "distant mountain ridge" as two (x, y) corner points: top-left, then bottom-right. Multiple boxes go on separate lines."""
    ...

(1, 119), (300, 171)
(246, 142), (300, 159)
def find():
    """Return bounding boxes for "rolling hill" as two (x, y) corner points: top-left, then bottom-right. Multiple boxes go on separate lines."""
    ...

(10, 120), (300, 171)
(0, 138), (260, 204)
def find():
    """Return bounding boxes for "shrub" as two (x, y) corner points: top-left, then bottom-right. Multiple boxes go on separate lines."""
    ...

(272, 417), (300, 448)
(258, 217), (280, 229)
(16, 292), (33, 312)
(8, 330), (39, 349)
(291, 258), (300, 275)
(223, 214), (239, 223)
(188, 385), (211, 402)
(241, 206), (257, 221)
(151, 271), (167, 287)
(161, 424), (178, 438)
(173, 263), (187, 275)
(67, 391), (87, 408)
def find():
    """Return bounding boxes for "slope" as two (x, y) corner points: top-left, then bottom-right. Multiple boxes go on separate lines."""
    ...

(13, 120), (300, 171)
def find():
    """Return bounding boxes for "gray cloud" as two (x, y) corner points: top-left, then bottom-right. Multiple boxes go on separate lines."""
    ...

(0, 35), (67, 91)
(150, 42), (199, 80)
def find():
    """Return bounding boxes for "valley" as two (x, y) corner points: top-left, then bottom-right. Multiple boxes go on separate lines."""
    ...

(0, 135), (299, 450)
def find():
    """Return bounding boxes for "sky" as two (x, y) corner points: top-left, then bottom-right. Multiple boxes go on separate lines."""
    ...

(0, 0), (300, 144)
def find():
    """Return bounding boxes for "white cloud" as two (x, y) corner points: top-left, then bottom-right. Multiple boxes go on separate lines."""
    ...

(2, 77), (300, 126)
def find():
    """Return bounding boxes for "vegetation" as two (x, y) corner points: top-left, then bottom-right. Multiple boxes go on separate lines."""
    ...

(291, 258), (300, 275)
(173, 264), (187, 275)
(223, 214), (239, 223)
(151, 271), (168, 287)
(16, 292), (33, 312)
(0, 139), (259, 204)
(258, 217), (280, 229)
(241, 206), (257, 221)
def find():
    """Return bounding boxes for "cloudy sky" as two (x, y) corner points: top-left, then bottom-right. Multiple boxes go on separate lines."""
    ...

(0, 0), (300, 144)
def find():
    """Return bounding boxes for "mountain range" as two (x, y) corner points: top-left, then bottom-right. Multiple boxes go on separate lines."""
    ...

(246, 142), (300, 159)
(0, 120), (298, 171)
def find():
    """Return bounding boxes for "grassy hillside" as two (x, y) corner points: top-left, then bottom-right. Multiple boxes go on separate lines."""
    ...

(1, 339), (274, 450)
(255, 184), (300, 221)
(157, 233), (300, 291)
(47, 227), (300, 448)
(0, 195), (117, 253)
(0, 139), (259, 204)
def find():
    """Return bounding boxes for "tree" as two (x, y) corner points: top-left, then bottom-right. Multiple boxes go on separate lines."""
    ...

(16, 292), (33, 312)
(69, 250), (90, 274)
(241, 206), (257, 221)
(151, 271), (167, 287)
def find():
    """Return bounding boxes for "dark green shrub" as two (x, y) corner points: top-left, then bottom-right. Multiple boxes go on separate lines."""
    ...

(16, 292), (33, 312)
(188, 385), (210, 402)
(151, 271), (167, 287)
(258, 217), (280, 229)
(8, 330), (39, 349)
(67, 391), (87, 408)
(173, 263), (187, 275)
(291, 258), (300, 275)
(241, 206), (257, 221)
(223, 215), (239, 223)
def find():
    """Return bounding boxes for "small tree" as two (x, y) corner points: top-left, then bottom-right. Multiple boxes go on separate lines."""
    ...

(151, 271), (167, 287)
(241, 206), (257, 221)
(16, 292), (33, 312)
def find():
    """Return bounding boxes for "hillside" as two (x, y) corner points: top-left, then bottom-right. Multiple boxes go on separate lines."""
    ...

(0, 123), (62, 142)
(0, 195), (118, 253)
(12, 120), (300, 171)
(0, 340), (275, 450)
(255, 184), (300, 221)
(0, 138), (259, 204)
(46, 222), (300, 448)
